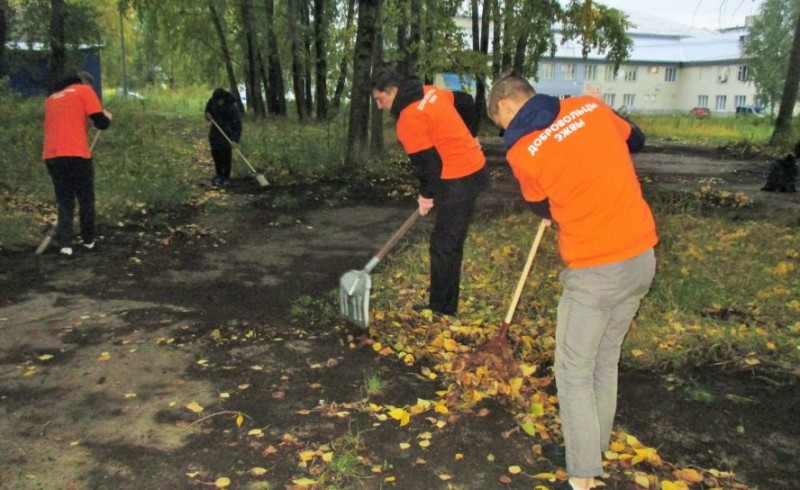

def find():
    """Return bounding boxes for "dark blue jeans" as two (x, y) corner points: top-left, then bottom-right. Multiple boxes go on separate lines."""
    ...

(211, 147), (232, 179)
(46, 157), (95, 248)
(428, 167), (489, 315)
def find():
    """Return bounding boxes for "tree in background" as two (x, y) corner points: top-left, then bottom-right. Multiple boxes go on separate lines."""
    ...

(346, 0), (378, 165)
(0, 0), (8, 79)
(769, 7), (800, 146)
(741, 0), (800, 114)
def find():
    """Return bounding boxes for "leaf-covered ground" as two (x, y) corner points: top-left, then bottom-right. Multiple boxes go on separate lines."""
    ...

(1, 142), (798, 490)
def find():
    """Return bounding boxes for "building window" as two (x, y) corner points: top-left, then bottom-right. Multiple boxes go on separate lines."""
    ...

(584, 64), (598, 81)
(623, 94), (635, 107)
(734, 95), (747, 108)
(562, 63), (576, 80)
(624, 67), (638, 82)
(539, 63), (555, 80)
(697, 95), (709, 108)
(604, 93), (616, 107)
(604, 67), (618, 82)
(737, 65), (748, 81)
(648, 66), (659, 74)
(665, 67), (677, 82)
(715, 95), (727, 111)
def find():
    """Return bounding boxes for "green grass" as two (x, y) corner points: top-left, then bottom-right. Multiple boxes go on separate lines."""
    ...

(632, 113), (787, 147)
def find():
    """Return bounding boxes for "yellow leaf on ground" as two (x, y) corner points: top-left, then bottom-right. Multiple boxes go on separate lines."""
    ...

(438, 474), (452, 480)
(635, 473), (651, 488)
(235, 414), (244, 427)
(248, 428), (263, 437)
(292, 478), (317, 487)
(532, 472), (556, 480)
(250, 467), (268, 476)
(399, 442), (411, 450)
(38, 354), (54, 361)
(299, 450), (316, 462)
(186, 401), (204, 413)
(419, 440), (431, 448)
(388, 407), (410, 426)
(214, 476), (230, 488)
(508, 465), (522, 474)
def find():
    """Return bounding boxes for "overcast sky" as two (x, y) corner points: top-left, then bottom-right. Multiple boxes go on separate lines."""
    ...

(597, 0), (764, 30)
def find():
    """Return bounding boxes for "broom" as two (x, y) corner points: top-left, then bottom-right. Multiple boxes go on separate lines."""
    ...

(208, 116), (269, 187)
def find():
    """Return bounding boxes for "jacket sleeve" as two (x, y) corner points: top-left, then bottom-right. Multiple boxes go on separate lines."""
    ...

(613, 110), (645, 153)
(408, 147), (443, 198)
(527, 198), (552, 220)
(453, 91), (480, 137)
(230, 106), (243, 142)
(89, 112), (111, 130)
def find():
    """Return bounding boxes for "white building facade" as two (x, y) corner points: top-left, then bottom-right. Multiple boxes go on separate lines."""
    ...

(442, 12), (761, 116)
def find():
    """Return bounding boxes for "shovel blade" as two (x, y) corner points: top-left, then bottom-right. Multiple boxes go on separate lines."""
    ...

(256, 174), (269, 187)
(339, 270), (371, 328)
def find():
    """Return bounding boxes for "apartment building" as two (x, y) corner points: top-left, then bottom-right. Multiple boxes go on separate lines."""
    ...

(443, 11), (760, 116)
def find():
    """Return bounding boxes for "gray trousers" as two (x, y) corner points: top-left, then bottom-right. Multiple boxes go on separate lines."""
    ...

(554, 248), (656, 477)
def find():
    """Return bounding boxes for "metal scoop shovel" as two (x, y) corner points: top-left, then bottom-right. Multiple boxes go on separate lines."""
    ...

(340, 209), (421, 328)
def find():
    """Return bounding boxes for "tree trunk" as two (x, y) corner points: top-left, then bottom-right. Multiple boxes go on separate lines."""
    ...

(491, 0), (501, 78)
(264, 0), (287, 116)
(302, 1), (313, 117)
(370, 0), (384, 155)
(770, 8), (800, 146)
(287, 0), (307, 120)
(500, 0), (513, 72)
(395, 2), (408, 76)
(347, 0), (379, 166)
(313, 0), (328, 120)
(0, 0), (9, 79)
(240, 0), (266, 118)
(332, 0), (356, 110)
(48, 0), (66, 88)
(408, 0), (421, 76)
(208, 0), (244, 113)
(473, 0), (491, 120)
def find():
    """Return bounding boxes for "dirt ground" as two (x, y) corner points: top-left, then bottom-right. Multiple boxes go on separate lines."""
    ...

(1, 138), (798, 490)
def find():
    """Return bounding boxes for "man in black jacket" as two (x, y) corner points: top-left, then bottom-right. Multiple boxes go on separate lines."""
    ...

(204, 88), (242, 187)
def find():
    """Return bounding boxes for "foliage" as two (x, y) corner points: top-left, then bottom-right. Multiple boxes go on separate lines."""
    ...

(7, 0), (102, 46)
(366, 190), (800, 395)
(740, 0), (800, 111)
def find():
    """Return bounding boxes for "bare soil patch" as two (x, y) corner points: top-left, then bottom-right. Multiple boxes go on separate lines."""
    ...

(1, 139), (797, 489)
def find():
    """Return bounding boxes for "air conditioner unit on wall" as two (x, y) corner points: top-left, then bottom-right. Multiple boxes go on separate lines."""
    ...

(718, 74), (728, 83)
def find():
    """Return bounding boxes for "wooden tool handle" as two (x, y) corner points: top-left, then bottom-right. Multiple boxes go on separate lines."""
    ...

(503, 219), (548, 325)
(364, 209), (421, 273)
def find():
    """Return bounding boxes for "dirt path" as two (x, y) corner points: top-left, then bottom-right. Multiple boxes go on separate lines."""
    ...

(1, 141), (798, 489)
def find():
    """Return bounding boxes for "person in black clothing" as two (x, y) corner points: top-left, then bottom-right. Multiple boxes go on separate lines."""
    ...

(204, 88), (242, 187)
(371, 69), (488, 316)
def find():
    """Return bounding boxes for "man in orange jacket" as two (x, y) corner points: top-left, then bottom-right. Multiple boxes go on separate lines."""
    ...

(371, 69), (488, 316)
(488, 74), (657, 490)
(42, 71), (112, 256)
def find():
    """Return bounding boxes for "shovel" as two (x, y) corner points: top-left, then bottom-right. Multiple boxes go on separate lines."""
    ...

(465, 218), (549, 365)
(340, 209), (421, 328)
(208, 116), (268, 187)
(35, 131), (103, 255)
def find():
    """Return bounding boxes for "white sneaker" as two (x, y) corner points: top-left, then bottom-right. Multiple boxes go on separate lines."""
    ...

(59, 247), (73, 256)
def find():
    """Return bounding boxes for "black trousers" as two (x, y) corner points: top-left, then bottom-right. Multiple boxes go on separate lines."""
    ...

(211, 147), (232, 179)
(428, 167), (489, 315)
(46, 157), (95, 248)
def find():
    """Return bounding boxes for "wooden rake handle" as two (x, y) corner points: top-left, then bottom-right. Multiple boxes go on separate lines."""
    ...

(503, 218), (549, 326)
(208, 116), (257, 174)
(364, 209), (421, 273)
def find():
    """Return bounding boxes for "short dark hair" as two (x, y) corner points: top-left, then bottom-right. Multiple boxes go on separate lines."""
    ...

(487, 74), (536, 117)
(49, 72), (83, 94)
(370, 68), (403, 92)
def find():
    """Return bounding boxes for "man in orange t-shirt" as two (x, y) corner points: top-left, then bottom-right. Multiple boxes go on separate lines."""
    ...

(371, 69), (488, 316)
(488, 74), (656, 490)
(42, 72), (112, 256)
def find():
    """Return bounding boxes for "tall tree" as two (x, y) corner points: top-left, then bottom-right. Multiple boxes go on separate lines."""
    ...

(331, 0), (356, 110)
(347, 0), (379, 165)
(301, 0), (313, 116)
(742, 0), (800, 114)
(770, 7), (800, 146)
(370, 0), (383, 154)
(208, 0), (243, 112)
(0, 0), (8, 79)
(240, 0), (266, 117)
(287, 0), (307, 120)
(48, 0), (66, 86)
(263, 0), (287, 116)
(313, 0), (328, 120)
